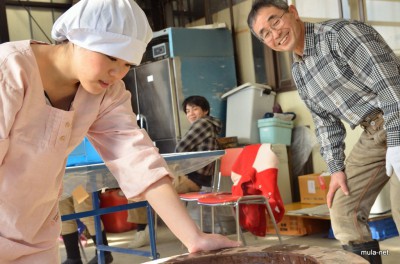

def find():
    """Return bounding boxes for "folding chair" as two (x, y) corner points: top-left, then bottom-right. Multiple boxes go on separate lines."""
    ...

(197, 144), (283, 245)
(178, 147), (243, 231)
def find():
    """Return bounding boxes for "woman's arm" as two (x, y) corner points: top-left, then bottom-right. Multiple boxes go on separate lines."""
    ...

(142, 176), (241, 252)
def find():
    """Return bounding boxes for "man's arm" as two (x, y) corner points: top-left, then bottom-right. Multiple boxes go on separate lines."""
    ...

(337, 22), (400, 147)
(175, 118), (213, 152)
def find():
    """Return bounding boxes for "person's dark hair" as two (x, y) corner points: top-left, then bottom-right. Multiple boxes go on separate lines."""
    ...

(247, 0), (289, 38)
(182, 95), (210, 115)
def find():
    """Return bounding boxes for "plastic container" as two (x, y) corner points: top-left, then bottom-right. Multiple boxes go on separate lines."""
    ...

(257, 118), (294, 145)
(66, 137), (103, 167)
(370, 181), (391, 214)
(221, 82), (275, 144)
(368, 217), (399, 240)
(328, 217), (399, 241)
(99, 189), (137, 233)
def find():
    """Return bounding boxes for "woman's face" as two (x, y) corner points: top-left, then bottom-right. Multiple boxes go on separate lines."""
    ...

(73, 47), (133, 94)
(252, 5), (304, 55)
(185, 104), (208, 124)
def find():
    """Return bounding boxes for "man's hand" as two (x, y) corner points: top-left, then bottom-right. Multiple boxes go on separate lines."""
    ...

(326, 171), (349, 208)
(386, 146), (400, 180)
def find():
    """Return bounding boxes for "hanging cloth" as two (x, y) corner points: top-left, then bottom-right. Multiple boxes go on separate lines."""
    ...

(231, 144), (285, 236)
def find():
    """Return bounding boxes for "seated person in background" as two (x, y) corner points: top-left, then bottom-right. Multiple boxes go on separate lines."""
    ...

(127, 95), (221, 248)
(174, 95), (222, 191)
(60, 193), (113, 264)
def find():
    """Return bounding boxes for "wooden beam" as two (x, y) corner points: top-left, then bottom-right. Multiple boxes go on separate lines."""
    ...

(0, 0), (10, 43)
(204, 0), (212, 24)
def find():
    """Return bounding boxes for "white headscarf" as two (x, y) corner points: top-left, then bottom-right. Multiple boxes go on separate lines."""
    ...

(51, 0), (152, 65)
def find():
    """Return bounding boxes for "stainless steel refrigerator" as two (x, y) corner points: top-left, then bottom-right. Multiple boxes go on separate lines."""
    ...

(123, 27), (237, 153)
(124, 58), (180, 153)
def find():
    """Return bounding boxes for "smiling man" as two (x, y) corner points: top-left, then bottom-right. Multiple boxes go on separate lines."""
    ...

(175, 95), (222, 190)
(247, 1), (400, 263)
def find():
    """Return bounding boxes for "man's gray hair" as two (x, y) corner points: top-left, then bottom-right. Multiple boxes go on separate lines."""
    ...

(247, 0), (289, 37)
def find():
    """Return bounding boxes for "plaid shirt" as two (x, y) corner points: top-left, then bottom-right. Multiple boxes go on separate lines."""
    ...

(292, 20), (400, 173)
(175, 115), (221, 176)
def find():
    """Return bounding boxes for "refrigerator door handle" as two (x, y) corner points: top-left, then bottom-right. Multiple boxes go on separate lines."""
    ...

(137, 114), (149, 133)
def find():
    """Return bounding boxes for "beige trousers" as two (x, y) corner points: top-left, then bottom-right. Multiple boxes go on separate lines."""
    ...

(330, 114), (400, 244)
(126, 175), (201, 224)
(59, 193), (103, 236)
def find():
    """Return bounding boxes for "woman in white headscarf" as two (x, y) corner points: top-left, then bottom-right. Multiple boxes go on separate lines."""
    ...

(0, 0), (240, 263)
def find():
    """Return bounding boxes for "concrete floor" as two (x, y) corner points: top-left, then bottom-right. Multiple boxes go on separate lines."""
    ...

(59, 222), (400, 264)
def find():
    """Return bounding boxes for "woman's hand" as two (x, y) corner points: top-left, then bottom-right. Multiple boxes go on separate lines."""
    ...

(143, 177), (242, 253)
(186, 232), (242, 253)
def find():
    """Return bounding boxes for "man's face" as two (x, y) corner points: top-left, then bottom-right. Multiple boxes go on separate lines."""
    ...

(252, 5), (304, 55)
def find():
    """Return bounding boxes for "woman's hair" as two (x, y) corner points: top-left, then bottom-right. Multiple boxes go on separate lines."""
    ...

(182, 96), (210, 115)
(247, 0), (289, 36)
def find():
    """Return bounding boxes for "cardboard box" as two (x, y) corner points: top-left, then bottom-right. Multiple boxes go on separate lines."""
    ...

(299, 173), (331, 204)
(266, 215), (330, 236)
